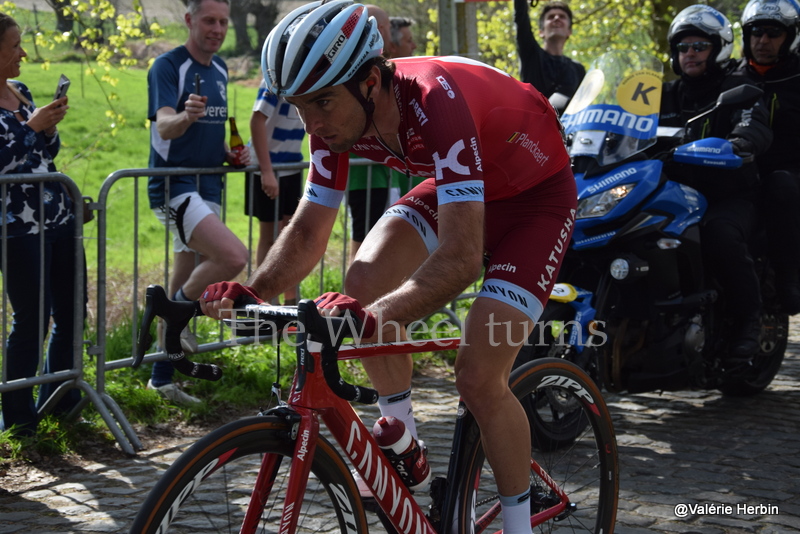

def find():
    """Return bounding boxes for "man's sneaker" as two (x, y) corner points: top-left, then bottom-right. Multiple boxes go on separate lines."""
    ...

(180, 327), (199, 353)
(147, 379), (201, 406)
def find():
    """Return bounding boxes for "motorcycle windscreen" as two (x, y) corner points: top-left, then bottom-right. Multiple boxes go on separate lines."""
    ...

(561, 50), (663, 166)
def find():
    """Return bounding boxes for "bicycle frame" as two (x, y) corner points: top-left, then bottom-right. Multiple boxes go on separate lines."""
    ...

(249, 335), (574, 534)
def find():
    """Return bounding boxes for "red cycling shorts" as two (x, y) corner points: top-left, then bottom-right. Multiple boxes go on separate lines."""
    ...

(382, 164), (577, 322)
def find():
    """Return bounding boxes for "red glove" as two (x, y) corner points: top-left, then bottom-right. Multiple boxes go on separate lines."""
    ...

(203, 282), (263, 307)
(315, 292), (377, 339)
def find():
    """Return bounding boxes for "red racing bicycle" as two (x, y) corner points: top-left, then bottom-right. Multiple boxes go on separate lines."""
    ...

(129, 285), (618, 533)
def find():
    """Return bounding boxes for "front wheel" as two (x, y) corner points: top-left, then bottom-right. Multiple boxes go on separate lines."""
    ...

(452, 358), (618, 534)
(129, 415), (369, 534)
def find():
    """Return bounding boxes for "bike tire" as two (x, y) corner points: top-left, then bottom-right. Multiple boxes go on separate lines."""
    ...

(129, 415), (369, 534)
(452, 358), (618, 534)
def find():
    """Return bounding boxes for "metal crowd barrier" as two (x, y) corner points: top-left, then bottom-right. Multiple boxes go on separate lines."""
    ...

(0, 173), (127, 448)
(1, 161), (470, 455)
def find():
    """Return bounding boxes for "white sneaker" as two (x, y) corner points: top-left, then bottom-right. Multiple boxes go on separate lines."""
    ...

(147, 379), (201, 406)
(180, 327), (199, 353)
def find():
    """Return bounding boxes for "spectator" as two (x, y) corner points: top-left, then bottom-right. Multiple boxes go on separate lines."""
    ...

(202, 2), (577, 531)
(513, 0), (585, 109)
(0, 12), (81, 437)
(735, 0), (800, 314)
(389, 16), (417, 57)
(146, 0), (248, 405)
(246, 80), (305, 304)
(660, 5), (772, 360)
(347, 4), (394, 262)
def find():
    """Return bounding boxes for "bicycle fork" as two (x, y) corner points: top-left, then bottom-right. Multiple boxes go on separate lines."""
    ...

(239, 408), (320, 534)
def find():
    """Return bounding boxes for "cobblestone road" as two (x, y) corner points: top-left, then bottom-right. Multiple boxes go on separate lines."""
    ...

(2, 326), (800, 533)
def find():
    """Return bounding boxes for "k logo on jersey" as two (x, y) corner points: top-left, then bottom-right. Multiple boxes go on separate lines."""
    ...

(311, 149), (333, 179)
(433, 139), (470, 181)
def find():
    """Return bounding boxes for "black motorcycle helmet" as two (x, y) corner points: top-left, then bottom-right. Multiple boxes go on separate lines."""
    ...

(741, 0), (800, 62)
(667, 5), (734, 76)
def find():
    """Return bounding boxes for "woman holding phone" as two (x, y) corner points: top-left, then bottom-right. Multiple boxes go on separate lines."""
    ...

(0, 12), (81, 437)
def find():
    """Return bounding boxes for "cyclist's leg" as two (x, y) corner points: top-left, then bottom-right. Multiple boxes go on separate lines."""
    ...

(457, 168), (577, 530)
(345, 182), (435, 406)
(129, 416), (369, 534)
(345, 213), (428, 403)
(451, 359), (619, 534)
(456, 297), (533, 496)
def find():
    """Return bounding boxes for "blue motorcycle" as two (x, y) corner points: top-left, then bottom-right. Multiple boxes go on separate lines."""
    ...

(518, 51), (787, 402)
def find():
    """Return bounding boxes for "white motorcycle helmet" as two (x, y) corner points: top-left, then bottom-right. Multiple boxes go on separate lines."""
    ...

(667, 5), (734, 76)
(741, 0), (800, 59)
(261, 0), (384, 97)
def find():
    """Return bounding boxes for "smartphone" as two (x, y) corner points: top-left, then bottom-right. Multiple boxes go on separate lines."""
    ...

(54, 74), (70, 101)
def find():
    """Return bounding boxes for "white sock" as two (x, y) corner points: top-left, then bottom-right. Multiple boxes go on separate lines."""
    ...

(499, 489), (533, 534)
(378, 388), (417, 439)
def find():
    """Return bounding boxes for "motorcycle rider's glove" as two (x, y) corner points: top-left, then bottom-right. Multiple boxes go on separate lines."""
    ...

(728, 137), (754, 157)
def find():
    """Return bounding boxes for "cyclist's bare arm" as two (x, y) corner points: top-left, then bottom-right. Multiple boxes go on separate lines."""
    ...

(367, 200), (484, 326)
(200, 198), (338, 320)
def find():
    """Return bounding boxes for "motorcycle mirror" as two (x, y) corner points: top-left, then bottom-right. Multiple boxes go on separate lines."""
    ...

(715, 84), (764, 109)
(686, 84), (764, 130)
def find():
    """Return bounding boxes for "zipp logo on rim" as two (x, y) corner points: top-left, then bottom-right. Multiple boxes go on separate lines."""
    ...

(540, 374), (596, 407)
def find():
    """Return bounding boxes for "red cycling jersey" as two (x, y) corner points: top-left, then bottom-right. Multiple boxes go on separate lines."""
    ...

(304, 56), (571, 209)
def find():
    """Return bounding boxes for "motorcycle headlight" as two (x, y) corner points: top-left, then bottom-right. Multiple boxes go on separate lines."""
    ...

(576, 184), (635, 219)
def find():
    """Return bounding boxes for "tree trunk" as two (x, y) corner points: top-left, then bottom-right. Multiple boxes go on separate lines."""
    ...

(45, 0), (74, 33)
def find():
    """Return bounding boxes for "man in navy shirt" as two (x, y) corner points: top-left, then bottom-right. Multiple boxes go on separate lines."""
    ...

(146, 0), (248, 404)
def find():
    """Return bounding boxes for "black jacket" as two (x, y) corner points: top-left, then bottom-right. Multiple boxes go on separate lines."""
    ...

(513, 0), (585, 98)
(734, 54), (800, 175)
(659, 59), (772, 200)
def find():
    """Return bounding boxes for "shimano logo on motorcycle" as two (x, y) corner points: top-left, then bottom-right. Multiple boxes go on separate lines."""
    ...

(586, 167), (638, 194)
(562, 104), (657, 139)
(687, 146), (722, 154)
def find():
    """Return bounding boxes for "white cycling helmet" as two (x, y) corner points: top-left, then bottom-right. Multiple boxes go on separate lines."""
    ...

(668, 5), (734, 75)
(741, 0), (800, 59)
(261, 0), (384, 97)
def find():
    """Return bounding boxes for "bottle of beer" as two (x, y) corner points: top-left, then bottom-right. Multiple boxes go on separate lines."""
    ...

(229, 116), (247, 168)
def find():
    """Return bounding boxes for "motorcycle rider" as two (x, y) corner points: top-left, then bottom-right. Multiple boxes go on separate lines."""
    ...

(734, 0), (800, 315)
(659, 5), (773, 360)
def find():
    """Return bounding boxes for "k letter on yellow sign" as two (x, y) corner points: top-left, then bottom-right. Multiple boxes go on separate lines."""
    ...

(616, 69), (662, 116)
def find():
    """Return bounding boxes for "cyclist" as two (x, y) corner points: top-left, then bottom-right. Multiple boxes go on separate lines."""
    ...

(201, 1), (576, 531)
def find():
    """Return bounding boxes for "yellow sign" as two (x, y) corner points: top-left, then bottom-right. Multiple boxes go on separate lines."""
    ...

(616, 69), (662, 116)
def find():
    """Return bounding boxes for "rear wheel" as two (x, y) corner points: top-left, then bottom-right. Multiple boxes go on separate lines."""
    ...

(129, 415), (368, 534)
(452, 358), (618, 534)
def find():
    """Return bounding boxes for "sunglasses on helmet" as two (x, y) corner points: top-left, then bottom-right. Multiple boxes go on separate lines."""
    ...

(675, 41), (713, 53)
(750, 26), (786, 38)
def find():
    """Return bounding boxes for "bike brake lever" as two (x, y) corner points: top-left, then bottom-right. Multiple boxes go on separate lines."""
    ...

(135, 285), (222, 381)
